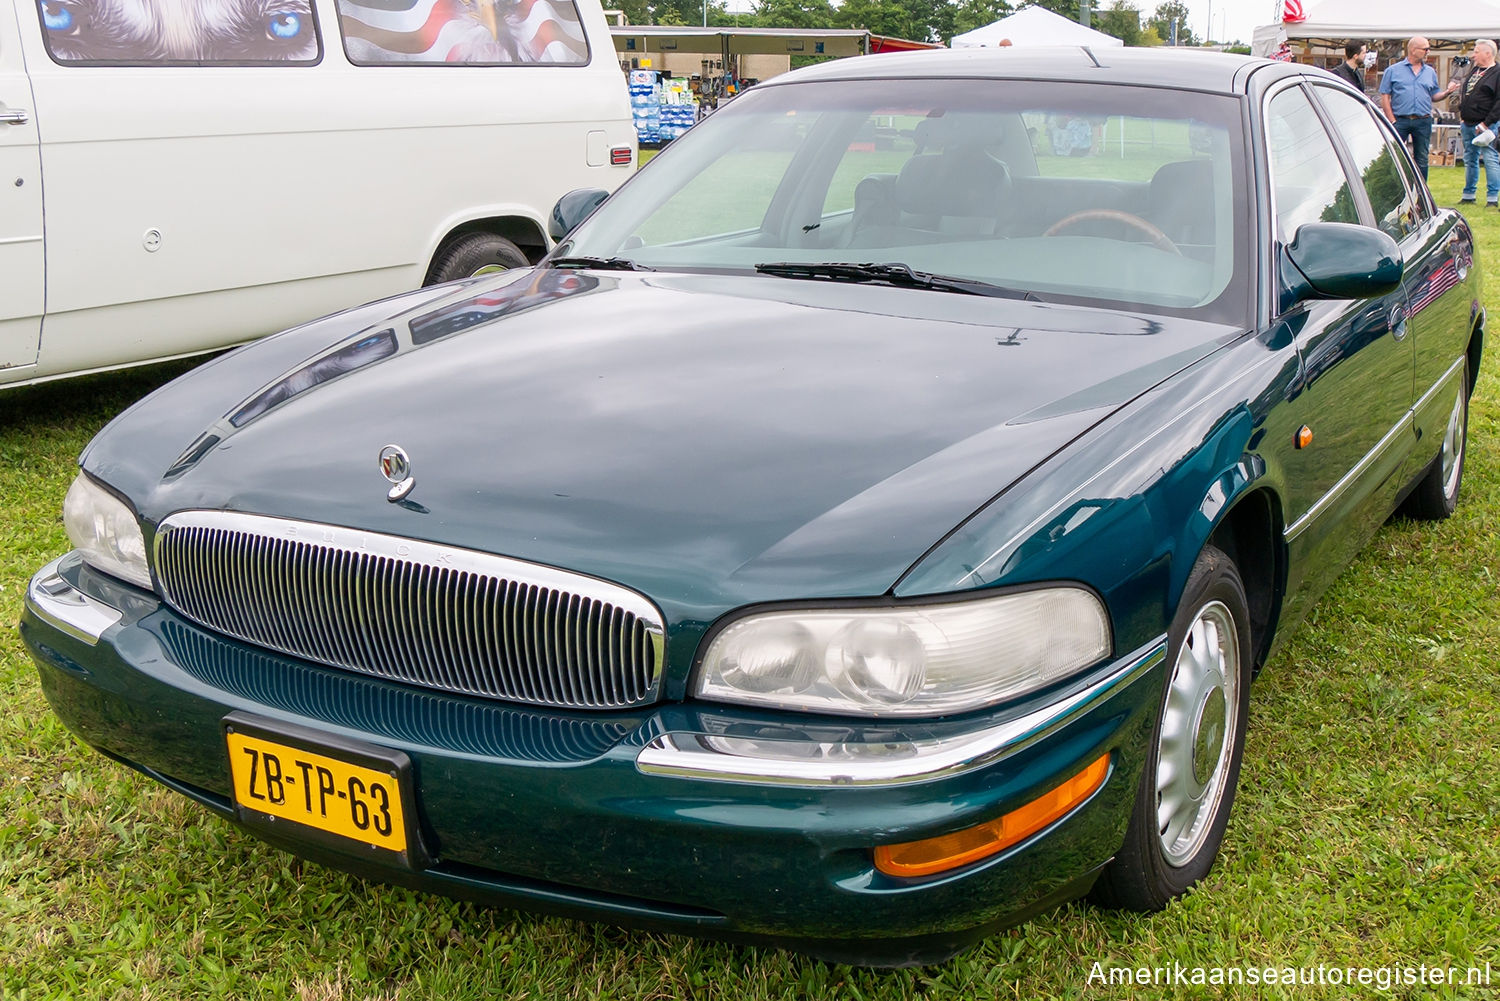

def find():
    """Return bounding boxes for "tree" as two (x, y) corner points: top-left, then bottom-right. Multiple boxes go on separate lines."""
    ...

(1096, 1), (1141, 46)
(612, 0), (650, 24)
(1025, 0), (1080, 19)
(833, 0), (935, 41)
(750, 0), (838, 30)
(1148, 1), (1196, 46)
(953, 0), (1013, 38)
(614, 0), (732, 25)
(651, 0), (728, 26)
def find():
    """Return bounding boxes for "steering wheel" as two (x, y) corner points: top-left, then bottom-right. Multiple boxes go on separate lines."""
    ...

(1044, 209), (1181, 255)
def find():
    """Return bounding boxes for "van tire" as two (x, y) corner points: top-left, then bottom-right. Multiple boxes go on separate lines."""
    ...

(426, 233), (530, 285)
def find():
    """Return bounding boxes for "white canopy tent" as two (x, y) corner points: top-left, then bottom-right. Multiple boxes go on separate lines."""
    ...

(951, 6), (1124, 48)
(1253, 0), (1500, 55)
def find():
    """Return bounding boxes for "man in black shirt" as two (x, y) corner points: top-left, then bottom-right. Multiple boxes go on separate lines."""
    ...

(1331, 41), (1367, 92)
(1459, 39), (1500, 205)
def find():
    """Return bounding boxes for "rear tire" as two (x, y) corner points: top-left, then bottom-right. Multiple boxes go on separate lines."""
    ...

(1401, 362), (1469, 521)
(1091, 544), (1251, 911)
(425, 233), (529, 285)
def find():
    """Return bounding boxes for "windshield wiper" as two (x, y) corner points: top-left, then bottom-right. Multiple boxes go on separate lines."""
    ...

(754, 261), (1039, 300)
(547, 255), (656, 271)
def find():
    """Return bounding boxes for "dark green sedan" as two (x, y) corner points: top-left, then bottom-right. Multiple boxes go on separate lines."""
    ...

(23, 47), (1480, 966)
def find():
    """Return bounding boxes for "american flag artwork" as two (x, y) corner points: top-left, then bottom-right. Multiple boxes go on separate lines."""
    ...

(1410, 259), (1462, 314)
(337, 0), (587, 64)
(1282, 0), (1306, 23)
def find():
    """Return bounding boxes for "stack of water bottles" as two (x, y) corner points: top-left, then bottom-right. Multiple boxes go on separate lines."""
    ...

(659, 103), (696, 142)
(629, 70), (661, 145)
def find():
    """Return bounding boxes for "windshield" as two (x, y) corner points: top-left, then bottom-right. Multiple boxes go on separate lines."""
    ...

(558, 76), (1250, 323)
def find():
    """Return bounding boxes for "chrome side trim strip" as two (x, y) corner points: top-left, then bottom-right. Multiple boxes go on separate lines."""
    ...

(1413, 355), (1468, 415)
(25, 556), (123, 646)
(1284, 413), (1412, 543)
(635, 641), (1167, 788)
(1284, 354), (1466, 543)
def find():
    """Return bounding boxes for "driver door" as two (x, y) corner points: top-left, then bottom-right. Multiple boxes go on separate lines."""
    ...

(1272, 83), (1415, 607)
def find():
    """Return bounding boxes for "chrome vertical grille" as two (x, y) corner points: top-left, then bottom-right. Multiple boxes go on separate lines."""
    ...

(153, 512), (664, 710)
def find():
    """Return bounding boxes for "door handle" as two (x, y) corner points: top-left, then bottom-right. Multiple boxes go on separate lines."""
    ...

(0, 108), (29, 126)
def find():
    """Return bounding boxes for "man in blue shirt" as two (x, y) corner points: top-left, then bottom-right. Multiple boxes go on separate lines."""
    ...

(1380, 36), (1460, 178)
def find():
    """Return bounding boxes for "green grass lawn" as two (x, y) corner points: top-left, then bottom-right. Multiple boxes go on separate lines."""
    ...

(3, 168), (1498, 1000)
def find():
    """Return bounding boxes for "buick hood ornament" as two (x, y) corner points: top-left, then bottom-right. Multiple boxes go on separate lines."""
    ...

(378, 444), (416, 502)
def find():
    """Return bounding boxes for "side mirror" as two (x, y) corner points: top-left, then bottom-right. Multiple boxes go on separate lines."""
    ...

(1282, 222), (1403, 307)
(549, 188), (610, 243)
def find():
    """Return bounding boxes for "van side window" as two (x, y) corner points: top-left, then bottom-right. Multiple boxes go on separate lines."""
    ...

(36, 0), (321, 63)
(336, 0), (588, 65)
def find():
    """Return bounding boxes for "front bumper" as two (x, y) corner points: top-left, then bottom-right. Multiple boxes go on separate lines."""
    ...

(24, 552), (1167, 966)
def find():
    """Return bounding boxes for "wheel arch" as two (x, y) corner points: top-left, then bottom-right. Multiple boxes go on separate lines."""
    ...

(1467, 305), (1484, 398)
(1203, 487), (1286, 673)
(425, 216), (550, 283)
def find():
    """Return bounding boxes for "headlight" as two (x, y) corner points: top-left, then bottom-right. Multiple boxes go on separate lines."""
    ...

(62, 473), (152, 590)
(696, 588), (1110, 717)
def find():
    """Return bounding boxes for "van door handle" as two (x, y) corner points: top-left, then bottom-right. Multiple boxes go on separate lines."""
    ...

(0, 108), (29, 126)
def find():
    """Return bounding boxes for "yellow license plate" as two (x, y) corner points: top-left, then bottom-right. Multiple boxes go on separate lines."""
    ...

(226, 730), (408, 854)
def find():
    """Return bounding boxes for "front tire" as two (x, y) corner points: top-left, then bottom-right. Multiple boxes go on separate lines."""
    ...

(1092, 544), (1251, 911)
(425, 232), (530, 285)
(1402, 362), (1469, 521)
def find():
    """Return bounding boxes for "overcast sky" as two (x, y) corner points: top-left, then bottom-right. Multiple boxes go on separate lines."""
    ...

(713, 1), (1285, 46)
(1176, 0), (1281, 45)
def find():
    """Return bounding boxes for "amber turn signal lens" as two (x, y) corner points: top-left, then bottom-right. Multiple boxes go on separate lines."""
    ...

(873, 753), (1111, 878)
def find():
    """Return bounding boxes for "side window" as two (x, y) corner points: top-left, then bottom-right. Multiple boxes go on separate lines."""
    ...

(1313, 86), (1426, 239)
(337, 0), (587, 65)
(1266, 86), (1359, 238)
(37, 0), (320, 63)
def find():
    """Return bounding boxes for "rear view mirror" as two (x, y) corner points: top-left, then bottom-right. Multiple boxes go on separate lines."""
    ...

(1282, 222), (1403, 306)
(549, 188), (610, 242)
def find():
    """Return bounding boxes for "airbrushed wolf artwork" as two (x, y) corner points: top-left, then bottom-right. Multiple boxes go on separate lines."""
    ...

(36, 0), (586, 63)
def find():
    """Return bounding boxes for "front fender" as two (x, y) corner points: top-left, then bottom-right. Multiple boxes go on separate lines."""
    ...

(895, 331), (1299, 659)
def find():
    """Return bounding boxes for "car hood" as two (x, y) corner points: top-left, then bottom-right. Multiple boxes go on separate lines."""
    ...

(87, 269), (1241, 624)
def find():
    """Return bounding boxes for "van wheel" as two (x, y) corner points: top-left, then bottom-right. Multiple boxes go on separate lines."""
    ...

(1091, 544), (1251, 911)
(1401, 362), (1469, 521)
(426, 233), (529, 285)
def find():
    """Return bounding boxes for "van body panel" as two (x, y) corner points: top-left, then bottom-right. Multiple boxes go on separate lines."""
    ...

(6, 0), (634, 385)
(0, 0), (42, 372)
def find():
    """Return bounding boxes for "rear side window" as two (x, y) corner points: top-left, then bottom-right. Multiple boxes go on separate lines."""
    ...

(36, 0), (322, 63)
(336, 0), (588, 65)
(1313, 85), (1427, 240)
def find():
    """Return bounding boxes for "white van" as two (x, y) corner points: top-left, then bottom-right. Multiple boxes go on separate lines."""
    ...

(0, 0), (633, 387)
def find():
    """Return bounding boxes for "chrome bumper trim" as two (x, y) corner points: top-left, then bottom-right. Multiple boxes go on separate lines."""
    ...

(25, 555), (123, 646)
(635, 641), (1167, 787)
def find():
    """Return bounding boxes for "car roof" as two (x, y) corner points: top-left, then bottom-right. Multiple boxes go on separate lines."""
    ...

(764, 45), (1318, 97)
